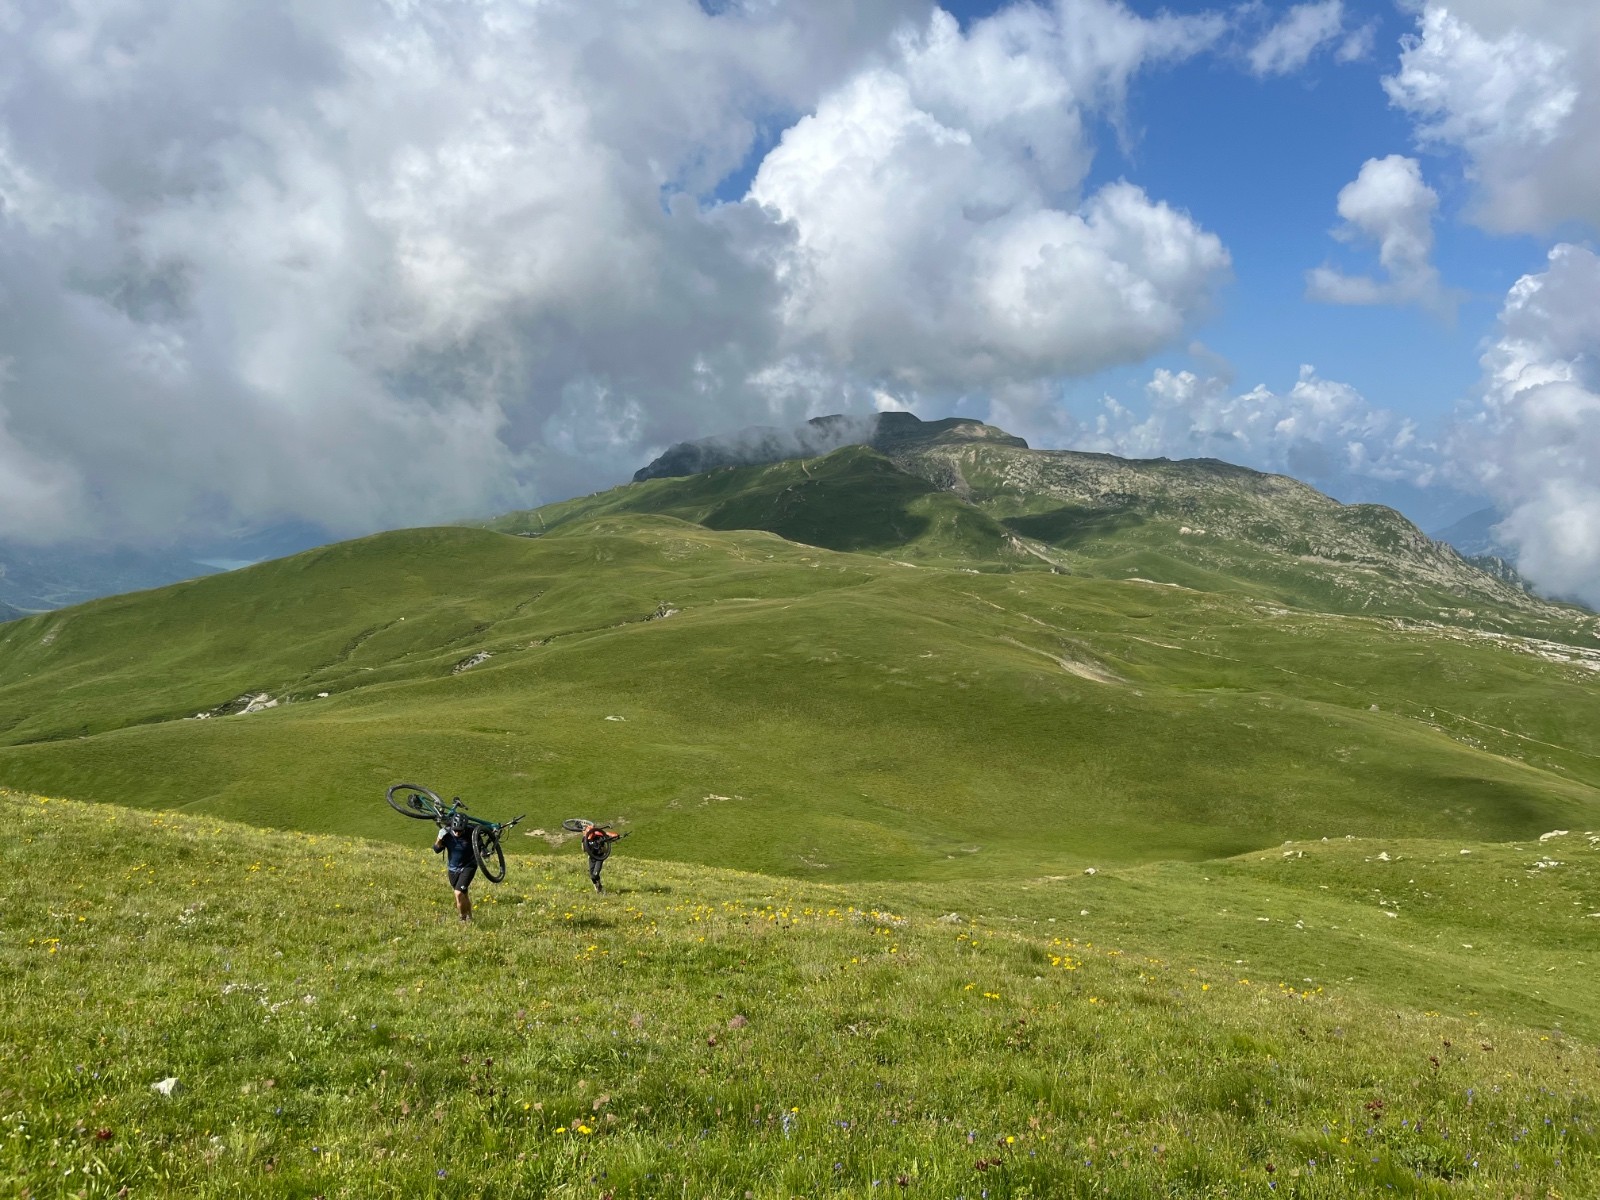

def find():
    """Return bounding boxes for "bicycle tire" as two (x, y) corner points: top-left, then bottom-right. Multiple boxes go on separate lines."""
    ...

(474, 828), (506, 883)
(561, 818), (594, 833)
(387, 782), (444, 820)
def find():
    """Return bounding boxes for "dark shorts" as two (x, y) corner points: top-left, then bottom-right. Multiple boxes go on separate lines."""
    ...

(448, 863), (477, 892)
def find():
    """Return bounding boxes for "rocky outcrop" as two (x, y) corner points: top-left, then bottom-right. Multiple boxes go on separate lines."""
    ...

(633, 412), (1025, 482)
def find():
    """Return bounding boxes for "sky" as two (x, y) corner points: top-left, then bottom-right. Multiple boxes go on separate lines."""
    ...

(1, 0), (1598, 603)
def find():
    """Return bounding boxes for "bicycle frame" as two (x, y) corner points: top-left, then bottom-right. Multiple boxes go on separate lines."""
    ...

(386, 782), (524, 883)
(432, 797), (524, 837)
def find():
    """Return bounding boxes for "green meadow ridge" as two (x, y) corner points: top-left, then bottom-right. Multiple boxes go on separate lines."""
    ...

(4, 791), (1598, 1197)
(0, 418), (1597, 880)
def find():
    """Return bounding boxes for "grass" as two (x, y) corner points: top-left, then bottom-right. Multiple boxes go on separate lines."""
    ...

(5, 790), (1598, 1198)
(7, 439), (1599, 1196)
(1, 517), (1598, 882)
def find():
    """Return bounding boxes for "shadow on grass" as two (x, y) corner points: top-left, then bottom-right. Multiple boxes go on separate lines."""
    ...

(1004, 506), (1145, 548)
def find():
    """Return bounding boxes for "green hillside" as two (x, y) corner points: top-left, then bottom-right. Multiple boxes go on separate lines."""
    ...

(495, 418), (1596, 645)
(5, 791), (1597, 1197)
(489, 445), (1022, 564)
(6, 430), (1600, 1197)
(0, 509), (1597, 879)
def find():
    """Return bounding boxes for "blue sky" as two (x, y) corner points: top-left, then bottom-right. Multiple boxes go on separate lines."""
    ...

(934, 0), (1549, 521)
(1, 0), (1598, 600)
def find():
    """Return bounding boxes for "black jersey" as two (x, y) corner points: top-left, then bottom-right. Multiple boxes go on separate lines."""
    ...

(435, 827), (474, 870)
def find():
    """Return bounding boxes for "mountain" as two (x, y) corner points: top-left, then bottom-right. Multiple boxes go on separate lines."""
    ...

(3, 478), (1598, 878)
(0, 522), (337, 615)
(632, 410), (1025, 481)
(496, 413), (1592, 638)
(1433, 506), (1511, 558)
(9, 417), (1599, 1197)
(0, 538), (224, 614)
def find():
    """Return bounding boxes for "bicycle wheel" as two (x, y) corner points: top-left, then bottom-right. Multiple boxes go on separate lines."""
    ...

(561, 818), (594, 833)
(474, 828), (506, 883)
(387, 782), (443, 820)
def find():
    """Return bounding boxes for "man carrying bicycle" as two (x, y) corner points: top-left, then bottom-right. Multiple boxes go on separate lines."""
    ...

(582, 824), (625, 894)
(434, 814), (476, 921)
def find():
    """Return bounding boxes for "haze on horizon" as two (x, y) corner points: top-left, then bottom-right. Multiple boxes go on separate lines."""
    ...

(1, 0), (1597, 604)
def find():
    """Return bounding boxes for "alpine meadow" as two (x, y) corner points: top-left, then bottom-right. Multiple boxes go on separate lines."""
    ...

(4, 416), (1599, 1197)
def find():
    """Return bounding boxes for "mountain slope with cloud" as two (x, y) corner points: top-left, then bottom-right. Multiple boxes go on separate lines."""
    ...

(493, 412), (1592, 635)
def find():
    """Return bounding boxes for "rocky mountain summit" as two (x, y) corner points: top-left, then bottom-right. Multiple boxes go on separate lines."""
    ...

(493, 412), (1595, 639)
(887, 435), (1557, 617)
(634, 411), (1025, 481)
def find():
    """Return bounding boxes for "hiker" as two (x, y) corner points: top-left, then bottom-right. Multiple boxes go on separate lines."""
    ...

(434, 814), (476, 921)
(581, 824), (626, 893)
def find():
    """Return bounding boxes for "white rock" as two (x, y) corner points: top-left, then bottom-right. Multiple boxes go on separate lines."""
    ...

(605, 715), (626, 722)
(1539, 830), (1570, 842)
(151, 1077), (179, 1097)
(1377, 851), (1390, 861)
(1083, 867), (1097, 875)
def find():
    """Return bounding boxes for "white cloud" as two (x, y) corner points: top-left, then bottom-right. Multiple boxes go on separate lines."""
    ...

(1335, 22), (1376, 64)
(1448, 244), (1600, 605)
(1083, 356), (1437, 498)
(750, 5), (1230, 391)
(1248, 1), (1347, 76)
(1306, 155), (1455, 316)
(1384, 3), (1600, 234)
(0, 0), (1239, 547)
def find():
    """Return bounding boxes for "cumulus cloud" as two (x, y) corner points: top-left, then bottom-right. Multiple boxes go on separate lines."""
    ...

(1448, 244), (1600, 605)
(1248, 1), (1348, 76)
(1081, 353), (1438, 501)
(0, 0), (1239, 548)
(1385, 2), (1600, 233)
(1306, 155), (1456, 316)
(750, 4), (1230, 391)
(0, 0), (920, 543)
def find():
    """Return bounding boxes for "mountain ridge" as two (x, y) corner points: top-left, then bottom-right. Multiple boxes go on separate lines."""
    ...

(496, 412), (1594, 637)
(633, 410), (1026, 482)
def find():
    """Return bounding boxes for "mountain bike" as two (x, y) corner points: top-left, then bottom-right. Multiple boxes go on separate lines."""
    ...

(386, 782), (524, 883)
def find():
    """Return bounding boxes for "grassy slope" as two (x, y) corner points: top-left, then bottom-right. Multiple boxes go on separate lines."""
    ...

(496, 442), (1600, 643)
(5, 792), (1597, 1198)
(487, 446), (1021, 563)
(0, 519), (1598, 881)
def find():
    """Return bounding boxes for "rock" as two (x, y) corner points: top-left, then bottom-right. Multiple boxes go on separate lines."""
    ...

(151, 1077), (179, 1097)
(1083, 867), (1097, 875)
(1539, 829), (1570, 842)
